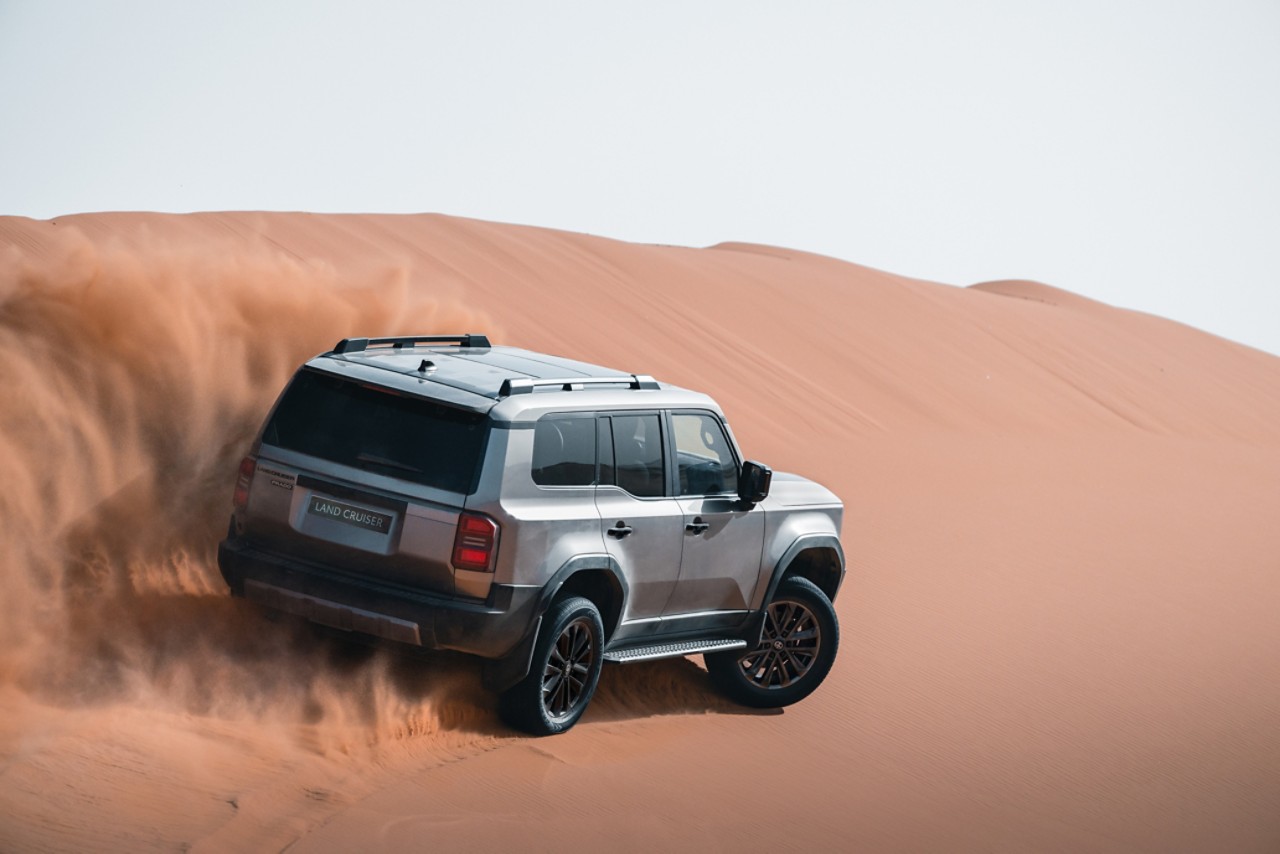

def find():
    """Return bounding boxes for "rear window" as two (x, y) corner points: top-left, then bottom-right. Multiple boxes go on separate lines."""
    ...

(262, 370), (488, 494)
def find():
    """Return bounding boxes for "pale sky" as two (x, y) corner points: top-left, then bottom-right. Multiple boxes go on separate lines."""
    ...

(2, 1), (1277, 354)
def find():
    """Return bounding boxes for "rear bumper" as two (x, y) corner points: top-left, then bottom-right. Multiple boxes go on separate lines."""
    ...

(217, 531), (539, 660)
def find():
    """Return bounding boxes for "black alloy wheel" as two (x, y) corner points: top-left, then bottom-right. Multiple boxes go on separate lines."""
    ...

(740, 597), (823, 689)
(542, 615), (596, 720)
(499, 595), (604, 735)
(705, 575), (839, 708)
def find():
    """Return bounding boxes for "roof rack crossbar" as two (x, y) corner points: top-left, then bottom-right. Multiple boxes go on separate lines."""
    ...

(499, 375), (660, 398)
(333, 334), (491, 354)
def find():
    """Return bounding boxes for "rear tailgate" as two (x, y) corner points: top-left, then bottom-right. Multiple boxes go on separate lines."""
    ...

(242, 456), (462, 594)
(236, 368), (493, 597)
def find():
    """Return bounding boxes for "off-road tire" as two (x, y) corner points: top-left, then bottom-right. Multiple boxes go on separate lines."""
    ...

(499, 596), (604, 735)
(705, 576), (838, 708)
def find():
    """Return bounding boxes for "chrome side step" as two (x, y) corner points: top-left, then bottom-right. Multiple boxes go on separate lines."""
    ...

(604, 638), (748, 664)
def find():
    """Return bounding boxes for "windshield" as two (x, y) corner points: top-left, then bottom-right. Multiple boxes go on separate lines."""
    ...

(262, 369), (488, 494)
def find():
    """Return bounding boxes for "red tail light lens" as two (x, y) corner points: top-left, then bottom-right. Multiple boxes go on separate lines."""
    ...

(233, 456), (257, 511)
(452, 512), (499, 572)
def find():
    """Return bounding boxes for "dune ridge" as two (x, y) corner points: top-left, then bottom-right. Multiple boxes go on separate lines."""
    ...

(1, 212), (1278, 852)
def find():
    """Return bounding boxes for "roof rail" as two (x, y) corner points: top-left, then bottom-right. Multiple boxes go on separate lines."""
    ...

(333, 334), (491, 354)
(499, 375), (660, 398)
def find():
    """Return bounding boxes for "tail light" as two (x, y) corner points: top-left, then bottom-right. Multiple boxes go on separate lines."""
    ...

(232, 456), (257, 511)
(452, 512), (499, 572)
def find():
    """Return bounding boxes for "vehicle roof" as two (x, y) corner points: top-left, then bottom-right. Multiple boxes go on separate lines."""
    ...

(303, 340), (721, 421)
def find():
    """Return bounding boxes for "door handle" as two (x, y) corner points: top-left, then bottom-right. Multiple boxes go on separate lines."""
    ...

(607, 521), (634, 539)
(685, 517), (710, 535)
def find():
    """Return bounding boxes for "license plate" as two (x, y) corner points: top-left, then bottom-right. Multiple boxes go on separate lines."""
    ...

(307, 495), (393, 533)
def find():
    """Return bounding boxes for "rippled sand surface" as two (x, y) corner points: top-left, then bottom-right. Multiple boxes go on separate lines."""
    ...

(2, 212), (1278, 852)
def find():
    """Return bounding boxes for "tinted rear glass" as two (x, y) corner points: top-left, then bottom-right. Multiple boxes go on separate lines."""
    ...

(532, 415), (596, 486)
(609, 414), (664, 497)
(262, 370), (488, 494)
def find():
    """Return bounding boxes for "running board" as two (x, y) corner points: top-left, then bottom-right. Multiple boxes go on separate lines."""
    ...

(604, 638), (748, 664)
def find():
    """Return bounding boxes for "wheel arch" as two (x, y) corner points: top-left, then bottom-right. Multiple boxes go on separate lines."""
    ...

(762, 535), (845, 607)
(537, 554), (627, 642)
(485, 554), (627, 694)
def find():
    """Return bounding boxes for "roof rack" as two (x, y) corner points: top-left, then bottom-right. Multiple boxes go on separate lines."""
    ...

(499, 375), (660, 398)
(333, 334), (491, 354)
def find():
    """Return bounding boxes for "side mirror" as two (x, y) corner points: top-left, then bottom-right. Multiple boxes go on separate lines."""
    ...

(737, 460), (772, 507)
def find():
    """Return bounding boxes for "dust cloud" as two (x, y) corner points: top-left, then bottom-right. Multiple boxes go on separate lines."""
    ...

(0, 227), (494, 744)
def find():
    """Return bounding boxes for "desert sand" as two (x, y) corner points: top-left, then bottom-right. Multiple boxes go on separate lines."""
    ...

(1, 212), (1278, 852)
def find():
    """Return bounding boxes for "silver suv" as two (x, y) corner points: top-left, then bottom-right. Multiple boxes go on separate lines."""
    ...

(218, 335), (845, 734)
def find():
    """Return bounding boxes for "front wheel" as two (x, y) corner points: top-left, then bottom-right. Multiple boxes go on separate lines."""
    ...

(498, 596), (604, 735)
(705, 576), (839, 708)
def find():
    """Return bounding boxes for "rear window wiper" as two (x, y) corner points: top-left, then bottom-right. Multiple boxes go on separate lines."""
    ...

(355, 452), (423, 475)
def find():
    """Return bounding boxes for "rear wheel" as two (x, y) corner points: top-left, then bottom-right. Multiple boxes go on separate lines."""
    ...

(499, 596), (604, 735)
(705, 576), (838, 708)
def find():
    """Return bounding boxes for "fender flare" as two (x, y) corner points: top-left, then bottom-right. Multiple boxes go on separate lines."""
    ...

(761, 534), (846, 606)
(484, 554), (629, 693)
(534, 553), (629, 630)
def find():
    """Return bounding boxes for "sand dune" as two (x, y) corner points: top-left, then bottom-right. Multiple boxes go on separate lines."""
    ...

(1, 212), (1278, 852)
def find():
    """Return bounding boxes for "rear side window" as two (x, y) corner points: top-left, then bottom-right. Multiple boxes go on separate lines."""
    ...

(608, 414), (664, 497)
(532, 415), (597, 486)
(262, 370), (488, 494)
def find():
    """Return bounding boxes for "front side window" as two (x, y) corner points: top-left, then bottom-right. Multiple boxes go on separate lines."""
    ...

(532, 414), (597, 486)
(673, 412), (738, 495)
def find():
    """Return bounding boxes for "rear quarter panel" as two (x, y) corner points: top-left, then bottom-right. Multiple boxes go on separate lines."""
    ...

(465, 426), (607, 588)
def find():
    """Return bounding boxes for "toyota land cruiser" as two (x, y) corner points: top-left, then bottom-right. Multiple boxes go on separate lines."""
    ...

(218, 335), (845, 735)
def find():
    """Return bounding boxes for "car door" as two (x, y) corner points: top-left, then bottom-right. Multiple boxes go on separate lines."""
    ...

(594, 412), (684, 632)
(663, 411), (764, 626)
